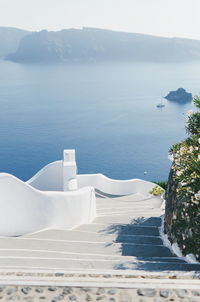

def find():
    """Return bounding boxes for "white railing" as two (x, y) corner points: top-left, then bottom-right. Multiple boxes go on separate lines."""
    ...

(77, 173), (155, 196)
(27, 150), (156, 196)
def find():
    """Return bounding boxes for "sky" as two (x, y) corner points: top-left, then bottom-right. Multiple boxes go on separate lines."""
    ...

(1, 0), (200, 40)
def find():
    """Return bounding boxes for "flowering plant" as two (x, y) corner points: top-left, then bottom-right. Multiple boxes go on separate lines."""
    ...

(170, 135), (200, 203)
(166, 96), (200, 260)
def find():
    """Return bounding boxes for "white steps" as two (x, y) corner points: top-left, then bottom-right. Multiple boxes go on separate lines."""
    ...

(0, 193), (199, 272)
(0, 237), (174, 257)
(23, 229), (163, 245)
(0, 258), (199, 271)
(75, 223), (160, 236)
(94, 216), (162, 225)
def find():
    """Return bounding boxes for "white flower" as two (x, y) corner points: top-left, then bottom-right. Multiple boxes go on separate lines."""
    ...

(180, 182), (187, 186)
(187, 110), (194, 116)
(176, 170), (182, 176)
(195, 191), (200, 200)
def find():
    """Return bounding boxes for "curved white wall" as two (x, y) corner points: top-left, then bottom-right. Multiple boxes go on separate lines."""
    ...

(27, 160), (63, 191)
(0, 173), (96, 237)
(77, 174), (156, 196)
(26, 153), (157, 197)
(27, 161), (156, 196)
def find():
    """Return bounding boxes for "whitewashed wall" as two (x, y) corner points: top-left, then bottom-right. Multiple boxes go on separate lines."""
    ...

(27, 150), (156, 196)
(28, 164), (155, 196)
(27, 160), (63, 191)
(0, 173), (96, 237)
(77, 174), (155, 196)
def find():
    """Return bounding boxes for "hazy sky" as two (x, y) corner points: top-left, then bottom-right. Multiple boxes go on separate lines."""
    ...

(1, 0), (200, 39)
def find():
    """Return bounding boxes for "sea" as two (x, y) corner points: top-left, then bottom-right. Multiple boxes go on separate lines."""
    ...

(0, 59), (199, 182)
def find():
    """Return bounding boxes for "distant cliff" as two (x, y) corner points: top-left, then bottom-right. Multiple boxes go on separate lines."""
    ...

(0, 27), (29, 58)
(6, 27), (200, 63)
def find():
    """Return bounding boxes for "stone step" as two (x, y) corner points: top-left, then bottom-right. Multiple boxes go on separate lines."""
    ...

(97, 208), (155, 213)
(95, 193), (147, 202)
(96, 203), (160, 210)
(96, 203), (153, 209)
(96, 196), (163, 208)
(24, 229), (163, 245)
(0, 250), (186, 263)
(0, 237), (174, 257)
(75, 223), (160, 236)
(96, 204), (161, 211)
(96, 199), (160, 209)
(0, 257), (199, 271)
(93, 216), (162, 226)
(115, 235), (163, 245)
(96, 202), (160, 208)
(96, 194), (162, 203)
(96, 210), (162, 216)
(96, 196), (152, 202)
(96, 205), (159, 212)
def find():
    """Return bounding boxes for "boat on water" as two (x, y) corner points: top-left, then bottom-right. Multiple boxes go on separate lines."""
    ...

(156, 103), (165, 108)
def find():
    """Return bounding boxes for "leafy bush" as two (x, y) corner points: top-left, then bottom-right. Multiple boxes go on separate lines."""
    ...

(186, 96), (200, 135)
(154, 181), (168, 190)
(166, 96), (200, 260)
(186, 112), (200, 135)
(170, 135), (200, 198)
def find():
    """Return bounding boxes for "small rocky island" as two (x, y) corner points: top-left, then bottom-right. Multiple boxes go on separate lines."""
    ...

(165, 88), (192, 103)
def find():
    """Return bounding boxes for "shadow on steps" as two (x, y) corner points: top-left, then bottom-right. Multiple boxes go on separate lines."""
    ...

(98, 217), (200, 271)
(115, 261), (200, 271)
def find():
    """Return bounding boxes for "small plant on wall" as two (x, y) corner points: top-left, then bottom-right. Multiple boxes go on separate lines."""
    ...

(149, 185), (165, 196)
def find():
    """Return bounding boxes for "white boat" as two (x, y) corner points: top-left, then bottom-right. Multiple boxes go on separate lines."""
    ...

(156, 103), (165, 108)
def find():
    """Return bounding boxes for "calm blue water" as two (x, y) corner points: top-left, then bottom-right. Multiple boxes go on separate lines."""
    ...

(0, 60), (199, 182)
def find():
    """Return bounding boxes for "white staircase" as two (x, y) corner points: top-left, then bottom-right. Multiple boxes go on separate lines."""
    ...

(0, 192), (199, 272)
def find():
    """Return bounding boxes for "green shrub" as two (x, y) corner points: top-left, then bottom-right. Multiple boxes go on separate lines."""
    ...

(154, 181), (168, 190)
(149, 185), (165, 196)
(186, 112), (200, 135)
(166, 95), (200, 260)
